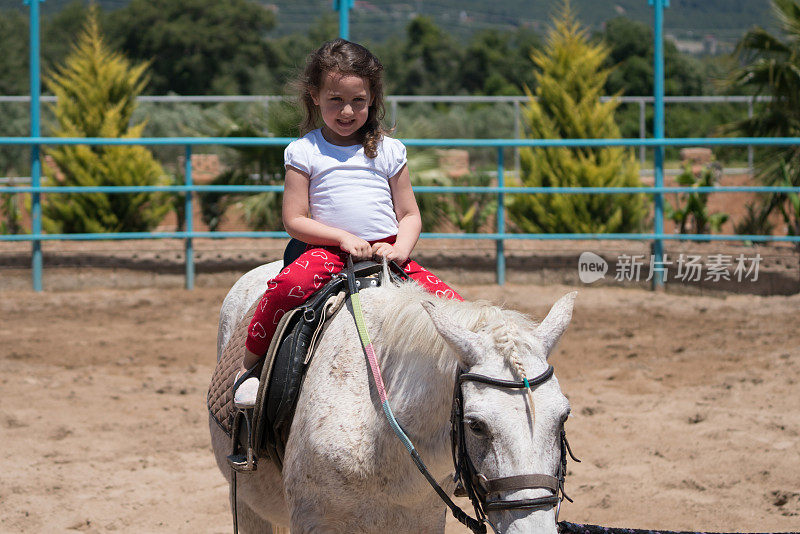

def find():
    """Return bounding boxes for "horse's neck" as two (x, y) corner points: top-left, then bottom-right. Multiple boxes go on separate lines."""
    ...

(358, 287), (461, 472)
(377, 341), (458, 457)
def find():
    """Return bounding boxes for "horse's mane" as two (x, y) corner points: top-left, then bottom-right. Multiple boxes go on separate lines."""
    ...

(372, 280), (540, 374)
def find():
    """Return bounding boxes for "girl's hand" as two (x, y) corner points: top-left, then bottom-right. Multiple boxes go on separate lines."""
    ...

(371, 242), (408, 264)
(339, 233), (372, 260)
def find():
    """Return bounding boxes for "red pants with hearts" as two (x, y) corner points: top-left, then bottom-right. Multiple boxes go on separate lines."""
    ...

(245, 238), (462, 356)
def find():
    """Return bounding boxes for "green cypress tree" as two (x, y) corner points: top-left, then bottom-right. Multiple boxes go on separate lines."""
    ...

(508, 1), (645, 234)
(43, 8), (170, 234)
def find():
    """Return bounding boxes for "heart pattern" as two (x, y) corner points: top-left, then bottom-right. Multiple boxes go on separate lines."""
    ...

(313, 274), (324, 288)
(288, 285), (305, 298)
(310, 250), (329, 259)
(436, 289), (454, 299)
(259, 296), (269, 312)
(250, 321), (267, 339)
(267, 280), (278, 290)
(324, 261), (335, 273)
(296, 260), (310, 269)
(273, 309), (286, 325)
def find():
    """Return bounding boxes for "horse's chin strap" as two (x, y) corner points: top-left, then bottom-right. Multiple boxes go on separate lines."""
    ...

(344, 256), (488, 534)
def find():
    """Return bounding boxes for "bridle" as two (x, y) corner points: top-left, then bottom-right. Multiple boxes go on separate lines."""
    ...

(343, 257), (579, 534)
(451, 364), (580, 531)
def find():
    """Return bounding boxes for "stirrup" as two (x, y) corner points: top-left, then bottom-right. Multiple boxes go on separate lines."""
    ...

(227, 409), (257, 473)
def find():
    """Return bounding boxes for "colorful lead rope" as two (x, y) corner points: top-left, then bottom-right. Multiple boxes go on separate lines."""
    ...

(347, 277), (415, 453)
(344, 257), (487, 534)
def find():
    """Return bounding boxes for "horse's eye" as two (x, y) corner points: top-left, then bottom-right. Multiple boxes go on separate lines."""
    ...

(466, 419), (490, 438)
(560, 408), (571, 425)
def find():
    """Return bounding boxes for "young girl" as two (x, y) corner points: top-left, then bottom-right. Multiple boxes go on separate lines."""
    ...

(234, 38), (461, 407)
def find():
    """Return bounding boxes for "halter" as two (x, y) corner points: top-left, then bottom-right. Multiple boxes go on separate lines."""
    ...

(452, 365), (580, 528)
(344, 257), (579, 534)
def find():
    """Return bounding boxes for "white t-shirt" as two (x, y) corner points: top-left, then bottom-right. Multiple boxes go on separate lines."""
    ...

(284, 129), (406, 241)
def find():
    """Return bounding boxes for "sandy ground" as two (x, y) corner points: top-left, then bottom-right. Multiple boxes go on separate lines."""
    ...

(1, 272), (799, 533)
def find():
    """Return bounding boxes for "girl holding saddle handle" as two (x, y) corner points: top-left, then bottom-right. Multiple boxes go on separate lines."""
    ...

(234, 39), (462, 408)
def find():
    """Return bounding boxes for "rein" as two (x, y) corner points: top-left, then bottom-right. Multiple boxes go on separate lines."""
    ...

(344, 257), (577, 534)
(344, 257), (488, 534)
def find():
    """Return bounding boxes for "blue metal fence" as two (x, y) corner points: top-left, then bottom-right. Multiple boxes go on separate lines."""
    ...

(3, 0), (800, 291)
(3, 136), (800, 290)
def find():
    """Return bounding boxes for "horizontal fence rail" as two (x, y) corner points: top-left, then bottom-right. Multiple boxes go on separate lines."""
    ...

(1, 135), (797, 147)
(0, 93), (774, 172)
(2, 136), (800, 290)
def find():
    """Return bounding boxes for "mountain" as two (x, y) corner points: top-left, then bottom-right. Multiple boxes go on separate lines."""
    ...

(1, 0), (775, 43)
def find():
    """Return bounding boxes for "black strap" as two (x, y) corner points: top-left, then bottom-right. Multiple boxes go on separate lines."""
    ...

(408, 449), (487, 534)
(483, 473), (559, 494)
(460, 365), (554, 388)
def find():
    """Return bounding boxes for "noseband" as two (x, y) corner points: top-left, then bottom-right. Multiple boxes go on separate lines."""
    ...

(451, 364), (580, 527)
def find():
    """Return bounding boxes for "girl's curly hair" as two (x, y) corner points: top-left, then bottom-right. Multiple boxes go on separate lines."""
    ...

(297, 39), (387, 158)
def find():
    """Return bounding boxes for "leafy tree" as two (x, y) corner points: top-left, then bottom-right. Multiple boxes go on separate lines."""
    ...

(457, 28), (541, 96)
(43, 9), (170, 234)
(42, 1), (94, 73)
(728, 0), (800, 237)
(387, 16), (464, 95)
(0, 9), (28, 95)
(273, 13), (338, 86)
(509, 1), (645, 234)
(600, 16), (704, 96)
(106, 0), (280, 95)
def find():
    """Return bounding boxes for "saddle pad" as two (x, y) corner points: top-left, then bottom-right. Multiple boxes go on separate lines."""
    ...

(207, 300), (259, 437)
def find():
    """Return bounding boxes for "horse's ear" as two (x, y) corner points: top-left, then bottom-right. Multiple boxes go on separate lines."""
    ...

(421, 301), (482, 367)
(536, 291), (577, 359)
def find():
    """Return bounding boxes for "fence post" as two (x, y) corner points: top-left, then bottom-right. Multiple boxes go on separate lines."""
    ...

(650, 0), (667, 289)
(263, 97), (270, 135)
(28, 0), (43, 292)
(514, 99), (521, 179)
(639, 98), (646, 168)
(184, 145), (194, 290)
(334, 0), (354, 40)
(496, 147), (505, 285)
(747, 100), (754, 172)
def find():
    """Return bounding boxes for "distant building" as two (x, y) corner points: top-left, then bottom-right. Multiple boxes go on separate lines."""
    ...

(667, 32), (728, 56)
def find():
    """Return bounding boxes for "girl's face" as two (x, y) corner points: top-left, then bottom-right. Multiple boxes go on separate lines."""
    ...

(311, 71), (373, 146)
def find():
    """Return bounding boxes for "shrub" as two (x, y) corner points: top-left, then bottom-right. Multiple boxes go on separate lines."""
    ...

(43, 9), (170, 234)
(508, 1), (645, 234)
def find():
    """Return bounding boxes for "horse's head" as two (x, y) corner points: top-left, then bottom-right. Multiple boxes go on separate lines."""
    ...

(423, 292), (577, 534)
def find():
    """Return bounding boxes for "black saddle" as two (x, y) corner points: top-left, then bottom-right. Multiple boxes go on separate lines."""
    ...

(228, 242), (407, 472)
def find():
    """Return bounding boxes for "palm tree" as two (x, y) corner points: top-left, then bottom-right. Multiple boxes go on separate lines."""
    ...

(729, 0), (800, 237)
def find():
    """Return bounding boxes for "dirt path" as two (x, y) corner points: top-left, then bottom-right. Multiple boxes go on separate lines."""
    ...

(1, 281), (798, 533)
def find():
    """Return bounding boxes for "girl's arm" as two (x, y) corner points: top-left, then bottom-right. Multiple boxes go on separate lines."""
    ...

(282, 166), (372, 259)
(373, 164), (421, 263)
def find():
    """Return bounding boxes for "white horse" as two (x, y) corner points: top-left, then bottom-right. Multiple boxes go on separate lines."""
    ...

(210, 260), (576, 534)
